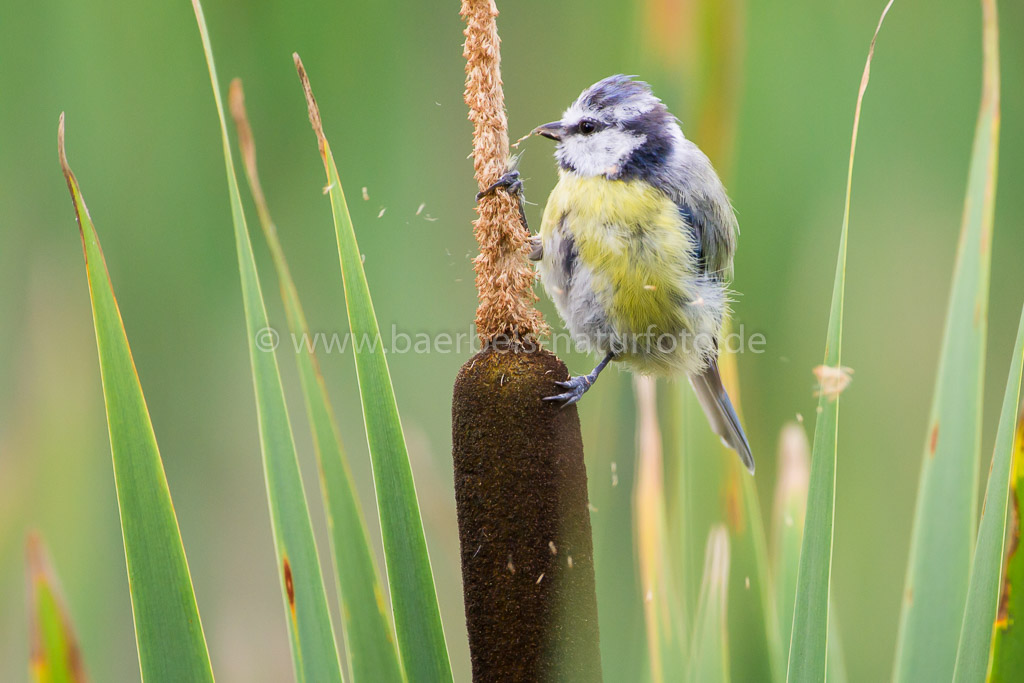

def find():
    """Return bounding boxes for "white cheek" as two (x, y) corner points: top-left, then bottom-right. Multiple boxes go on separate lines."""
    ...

(558, 129), (647, 177)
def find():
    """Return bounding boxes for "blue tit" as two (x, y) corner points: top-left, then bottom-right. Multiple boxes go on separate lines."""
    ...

(532, 74), (753, 473)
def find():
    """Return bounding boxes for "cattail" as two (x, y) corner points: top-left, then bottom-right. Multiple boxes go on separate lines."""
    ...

(460, 0), (545, 343)
(453, 1), (601, 680)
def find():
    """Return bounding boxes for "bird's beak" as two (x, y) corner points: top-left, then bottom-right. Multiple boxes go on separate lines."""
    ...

(534, 121), (564, 141)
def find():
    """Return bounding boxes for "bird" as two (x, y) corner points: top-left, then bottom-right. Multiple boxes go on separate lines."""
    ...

(482, 74), (753, 473)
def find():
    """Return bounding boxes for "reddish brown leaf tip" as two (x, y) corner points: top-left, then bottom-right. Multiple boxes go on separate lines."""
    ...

(293, 53), (326, 160)
(228, 79), (247, 134)
(228, 78), (268, 212)
(27, 532), (47, 662)
(57, 113), (89, 245)
(26, 531), (46, 582)
(57, 112), (76, 190)
(57, 113), (68, 174)
(227, 79), (253, 169)
(26, 532), (88, 682)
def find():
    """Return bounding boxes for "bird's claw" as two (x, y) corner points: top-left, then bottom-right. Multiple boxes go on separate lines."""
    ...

(528, 235), (543, 261)
(477, 170), (523, 201)
(543, 375), (593, 407)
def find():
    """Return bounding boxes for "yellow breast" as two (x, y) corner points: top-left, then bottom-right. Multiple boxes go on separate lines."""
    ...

(539, 171), (699, 335)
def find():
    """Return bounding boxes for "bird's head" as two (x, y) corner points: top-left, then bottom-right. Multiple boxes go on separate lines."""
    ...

(534, 75), (680, 180)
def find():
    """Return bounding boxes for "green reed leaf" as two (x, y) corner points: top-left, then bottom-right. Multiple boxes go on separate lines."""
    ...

(228, 79), (404, 683)
(953, 302), (1022, 681)
(59, 115), (214, 682)
(191, 4), (343, 680)
(893, 0), (1000, 678)
(787, 3), (893, 679)
(293, 55), (453, 683)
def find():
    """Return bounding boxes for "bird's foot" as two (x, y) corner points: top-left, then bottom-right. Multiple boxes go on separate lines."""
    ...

(476, 170), (522, 201)
(528, 234), (543, 261)
(544, 352), (615, 407)
(544, 373), (596, 407)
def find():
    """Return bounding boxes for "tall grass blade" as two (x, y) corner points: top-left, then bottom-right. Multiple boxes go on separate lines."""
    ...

(190, 4), (343, 681)
(687, 526), (731, 683)
(228, 81), (404, 683)
(770, 423), (849, 682)
(58, 115), (214, 682)
(953, 303), (1022, 681)
(666, 350), (784, 683)
(26, 533), (88, 683)
(772, 423), (810, 653)
(662, 383), (702, 635)
(787, 3), (893, 679)
(721, 352), (785, 683)
(637, 0), (780, 675)
(893, 0), (1000, 677)
(826, 605), (849, 683)
(989, 410), (1024, 681)
(634, 377), (686, 683)
(293, 55), (453, 683)
(582, 371), (647, 680)
(664, 376), (782, 683)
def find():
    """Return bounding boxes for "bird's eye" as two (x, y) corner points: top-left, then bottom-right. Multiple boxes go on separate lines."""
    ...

(578, 118), (598, 135)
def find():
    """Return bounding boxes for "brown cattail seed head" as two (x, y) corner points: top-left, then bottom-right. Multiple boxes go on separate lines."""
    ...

(461, 0), (547, 345)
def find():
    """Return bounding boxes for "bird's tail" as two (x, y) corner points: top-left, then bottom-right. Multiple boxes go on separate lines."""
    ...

(689, 358), (755, 474)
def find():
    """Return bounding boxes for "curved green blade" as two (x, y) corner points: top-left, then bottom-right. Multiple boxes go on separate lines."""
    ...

(228, 80), (404, 683)
(893, 0), (1000, 678)
(635, 1), (781, 675)
(772, 423), (810, 655)
(687, 526), (731, 683)
(27, 534), (88, 683)
(635, 377), (686, 683)
(826, 605), (849, 683)
(989, 411), (1024, 681)
(58, 116), (214, 683)
(953, 303), (1023, 681)
(293, 56), (453, 683)
(666, 350), (784, 683)
(190, 4), (343, 681)
(787, 3), (893, 680)
(770, 423), (848, 683)
(581, 370), (647, 682)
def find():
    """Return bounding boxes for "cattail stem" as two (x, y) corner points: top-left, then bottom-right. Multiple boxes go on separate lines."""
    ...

(454, 1), (602, 680)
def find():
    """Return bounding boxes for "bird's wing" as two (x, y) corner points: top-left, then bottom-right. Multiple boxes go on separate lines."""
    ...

(675, 196), (737, 281)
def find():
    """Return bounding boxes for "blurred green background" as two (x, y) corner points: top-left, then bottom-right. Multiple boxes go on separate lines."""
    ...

(2, 0), (1023, 680)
